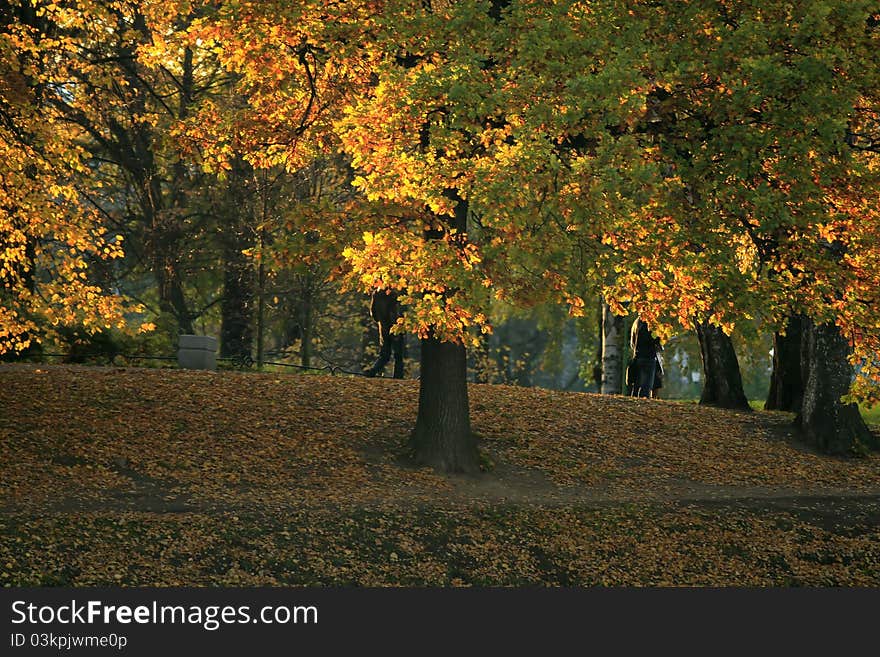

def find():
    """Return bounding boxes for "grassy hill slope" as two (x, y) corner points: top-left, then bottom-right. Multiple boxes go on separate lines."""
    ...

(2, 364), (880, 586)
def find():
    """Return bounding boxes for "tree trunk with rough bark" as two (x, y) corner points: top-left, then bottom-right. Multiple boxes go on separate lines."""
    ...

(409, 195), (480, 474)
(153, 248), (194, 335)
(219, 234), (254, 360)
(765, 315), (804, 412)
(695, 321), (751, 411)
(601, 302), (624, 395)
(410, 335), (479, 473)
(796, 319), (877, 455)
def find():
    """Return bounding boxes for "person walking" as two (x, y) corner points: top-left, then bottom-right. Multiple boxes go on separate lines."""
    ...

(629, 318), (663, 398)
(364, 289), (405, 378)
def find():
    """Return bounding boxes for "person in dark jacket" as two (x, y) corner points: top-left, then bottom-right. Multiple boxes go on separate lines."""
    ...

(365, 289), (405, 378)
(628, 318), (663, 398)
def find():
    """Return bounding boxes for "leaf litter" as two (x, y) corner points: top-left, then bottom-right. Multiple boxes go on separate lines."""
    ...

(2, 364), (879, 586)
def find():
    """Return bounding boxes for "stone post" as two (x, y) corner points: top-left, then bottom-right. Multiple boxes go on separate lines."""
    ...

(177, 335), (218, 370)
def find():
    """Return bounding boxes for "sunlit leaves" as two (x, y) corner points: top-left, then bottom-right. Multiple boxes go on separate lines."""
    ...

(11, 0), (876, 399)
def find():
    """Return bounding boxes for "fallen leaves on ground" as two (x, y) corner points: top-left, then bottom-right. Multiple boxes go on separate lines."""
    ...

(1, 364), (879, 586)
(3, 501), (880, 586)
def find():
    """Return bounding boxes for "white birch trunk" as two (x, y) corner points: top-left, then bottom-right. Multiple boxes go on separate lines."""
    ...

(601, 302), (624, 395)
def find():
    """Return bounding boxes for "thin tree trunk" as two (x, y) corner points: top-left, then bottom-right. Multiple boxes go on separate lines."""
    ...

(255, 236), (265, 367)
(796, 319), (877, 455)
(359, 293), (376, 369)
(301, 283), (313, 368)
(601, 301), (624, 394)
(133, 30), (192, 338)
(695, 321), (751, 411)
(409, 194), (479, 474)
(145, 164), (193, 335)
(765, 315), (804, 412)
(592, 299), (603, 391)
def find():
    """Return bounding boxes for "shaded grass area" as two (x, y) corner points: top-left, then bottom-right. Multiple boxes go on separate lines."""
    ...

(677, 398), (878, 430)
(862, 404), (880, 427)
(2, 365), (880, 586)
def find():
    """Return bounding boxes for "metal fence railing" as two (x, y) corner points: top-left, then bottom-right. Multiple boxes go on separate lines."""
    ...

(36, 352), (367, 376)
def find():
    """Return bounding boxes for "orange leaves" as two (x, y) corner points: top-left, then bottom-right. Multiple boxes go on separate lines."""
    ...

(173, 1), (378, 174)
(0, 0), (154, 355)
(565, 294), (586, 317)
(342, 223), (493, 343)
(0, 151), (139, 353)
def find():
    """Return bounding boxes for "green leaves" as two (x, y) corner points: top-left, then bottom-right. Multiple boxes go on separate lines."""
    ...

(5, 0), (878, 398)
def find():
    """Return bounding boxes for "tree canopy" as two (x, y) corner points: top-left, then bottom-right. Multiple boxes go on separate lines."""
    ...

(1, 1), (149, 352)
(181, 0), (880, 401)
(2, 1), (878, 447)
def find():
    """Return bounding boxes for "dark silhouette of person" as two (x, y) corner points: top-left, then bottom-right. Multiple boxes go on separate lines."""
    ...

(365, 289), (405, 378)
(629, 318), (663, 398)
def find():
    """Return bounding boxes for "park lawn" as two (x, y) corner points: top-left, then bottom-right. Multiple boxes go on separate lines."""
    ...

(2, 364), (880, 586)
(747, 399), (880, 427)
(862, 404), (880, 427)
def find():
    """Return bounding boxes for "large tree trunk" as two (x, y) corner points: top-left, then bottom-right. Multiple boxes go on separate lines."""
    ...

(600, 301), (624, 394)
(695, 321), (751, 411)
(410, 335), (479, 473)
(409, 194), (479, 474)
(765, 315), (804, 412)
(152, 240), (194, 335)
(796, 319), (877, 455)
(219, 234), (254, 360)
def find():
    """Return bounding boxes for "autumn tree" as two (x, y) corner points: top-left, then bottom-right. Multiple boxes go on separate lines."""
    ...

(178, 0), (879, 467)
(1, 1), (147, 355)
(251, 155), (358, 368)
(49, 2), (197, 333)
(599, 1), (880, 448)
(23, 0), (262, 346)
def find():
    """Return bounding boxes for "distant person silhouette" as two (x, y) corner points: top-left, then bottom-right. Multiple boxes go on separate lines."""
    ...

(628, 318), (663, 398)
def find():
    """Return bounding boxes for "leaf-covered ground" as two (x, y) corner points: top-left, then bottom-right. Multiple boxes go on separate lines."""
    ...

(2, 364), (880, 586)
